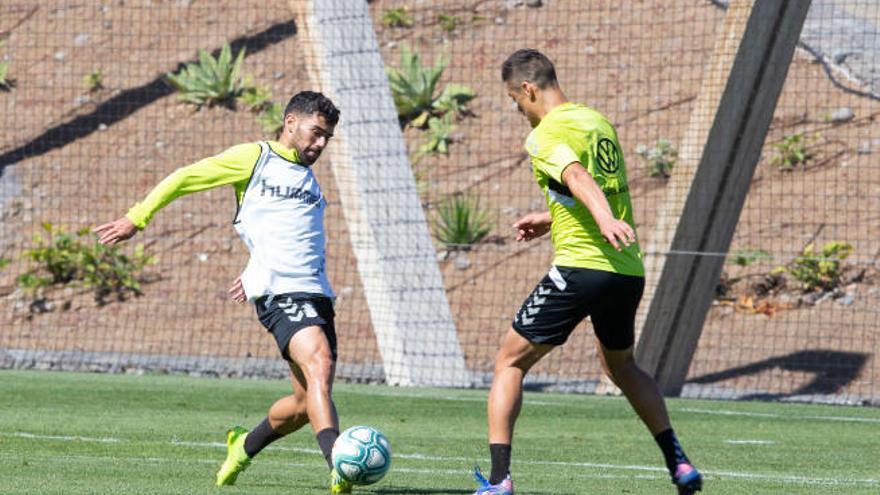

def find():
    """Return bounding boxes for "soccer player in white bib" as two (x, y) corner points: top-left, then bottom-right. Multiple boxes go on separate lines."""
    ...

(95, 91), (355, 493)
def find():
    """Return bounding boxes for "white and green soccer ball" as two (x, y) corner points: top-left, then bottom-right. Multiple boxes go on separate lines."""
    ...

(332, 425), (392, 485)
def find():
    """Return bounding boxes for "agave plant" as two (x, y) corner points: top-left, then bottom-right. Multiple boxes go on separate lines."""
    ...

(386, 45), (446, 127)
(433, 193), (493, 249)
(166, 43), (247, 108)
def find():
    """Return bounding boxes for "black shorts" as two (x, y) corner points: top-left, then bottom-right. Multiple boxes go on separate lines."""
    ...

(512, 266), (645, 350)
(255, 292), (337, 361)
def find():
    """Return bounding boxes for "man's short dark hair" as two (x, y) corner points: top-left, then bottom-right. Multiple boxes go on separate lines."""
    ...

(501, 49), (558, 89)
(284, 91), (340, 126)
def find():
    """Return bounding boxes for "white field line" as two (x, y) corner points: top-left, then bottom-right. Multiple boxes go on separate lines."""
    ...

(0, 451), (664, 481)
(680, 407), (880, 424)
(341, 389), (880, 425)
(4, 431), (879, 487)
(723, 439), (777, 445)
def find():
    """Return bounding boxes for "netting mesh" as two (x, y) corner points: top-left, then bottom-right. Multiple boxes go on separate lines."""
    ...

(0, 1), (877, 404)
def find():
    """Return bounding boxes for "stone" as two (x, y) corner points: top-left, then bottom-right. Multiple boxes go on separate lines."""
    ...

(526, 0), (543, 7)
(801, 292), (822, 305)
(74, 34), (90, 46)
(857, 142), (871, 155)
(837, 294), (855, 306)
(832, 50), (852, 64)
(54, 51), (66, 61)
(830, 107), (854, 124)
(454, 254), (471, 270)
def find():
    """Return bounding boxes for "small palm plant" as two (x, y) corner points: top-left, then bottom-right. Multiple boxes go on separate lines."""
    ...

(433, 194), (493, 249)
(166, 43), (247, 108)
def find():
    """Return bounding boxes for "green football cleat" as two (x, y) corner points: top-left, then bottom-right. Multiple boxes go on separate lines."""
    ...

(215, 426), (251, 486)
(330, 468), (353, 494)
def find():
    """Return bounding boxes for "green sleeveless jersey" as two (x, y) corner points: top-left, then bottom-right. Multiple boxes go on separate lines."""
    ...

(525, 102), (644, 276)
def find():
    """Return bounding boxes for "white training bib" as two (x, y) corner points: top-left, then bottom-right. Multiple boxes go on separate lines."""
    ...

(234, 142), (334, 301)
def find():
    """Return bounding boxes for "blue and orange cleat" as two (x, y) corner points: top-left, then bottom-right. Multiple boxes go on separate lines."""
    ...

(673, 462), (703, 494)
(473, 466), (514, 495)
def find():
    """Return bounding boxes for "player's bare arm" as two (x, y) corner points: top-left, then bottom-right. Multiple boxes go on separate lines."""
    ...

(94, 217), (138, 246)
(561, 162), (635, 251)
(512, 211), (552, 242)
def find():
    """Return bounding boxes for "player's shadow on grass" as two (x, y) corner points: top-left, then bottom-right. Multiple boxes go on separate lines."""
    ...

(686, 349), (869, 401)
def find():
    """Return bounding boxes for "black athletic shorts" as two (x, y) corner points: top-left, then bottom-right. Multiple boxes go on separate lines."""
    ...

(255, 292), (337, 361)
(512, 266), (645, 350)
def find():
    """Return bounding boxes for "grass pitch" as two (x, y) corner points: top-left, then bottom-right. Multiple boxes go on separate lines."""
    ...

(1, 370), (879, 494)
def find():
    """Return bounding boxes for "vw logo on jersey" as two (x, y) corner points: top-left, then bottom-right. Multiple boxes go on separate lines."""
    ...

(596, 137), (620, 174)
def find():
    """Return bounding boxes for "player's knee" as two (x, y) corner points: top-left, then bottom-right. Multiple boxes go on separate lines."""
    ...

(602, 349), (637, 376)
(304, 351), (334, 384)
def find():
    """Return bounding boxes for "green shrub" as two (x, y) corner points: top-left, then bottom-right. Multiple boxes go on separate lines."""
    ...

(433, 194), (493, 249)
(418, 114), (456, 156)
(166, 43), (247, 108)
(438, 13), (460, 32)
(433, 83), (476, 117)
(0, 257), (9, 271)
(382, 8), (413, 28)
(636, 139), (677, 178)
(775, 241), (853, 292)
(83, 69), (104, 92)
(727, 249), (771, 267)
(0, 59), (12, 90)
(0, 40), (12, 91)
(18, 223), (156, 306)
(239, 83), (272, 111)
(771, 133), (809, 170)
(386, 46), (475, 127)
(256, 102), (284, 136)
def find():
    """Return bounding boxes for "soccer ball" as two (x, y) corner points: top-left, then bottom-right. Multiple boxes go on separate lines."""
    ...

(332, 425), (392, 485)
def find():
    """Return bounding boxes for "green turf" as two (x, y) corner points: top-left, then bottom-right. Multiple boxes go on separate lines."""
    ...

(1, 370), (878, 494)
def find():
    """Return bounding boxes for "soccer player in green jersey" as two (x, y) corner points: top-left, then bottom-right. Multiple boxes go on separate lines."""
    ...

(95, 91), (355, 493)
(472, 50), (702, 495)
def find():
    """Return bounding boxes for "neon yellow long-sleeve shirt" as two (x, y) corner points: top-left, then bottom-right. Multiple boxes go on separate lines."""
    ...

(124, 141), (299, 229)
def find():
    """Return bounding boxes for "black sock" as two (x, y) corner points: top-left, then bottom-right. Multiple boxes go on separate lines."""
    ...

(654, 428), (689, 477)
(316, 428), (340, 470)
(489, 443), (512, 484)
(243, 417), (284, 458)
